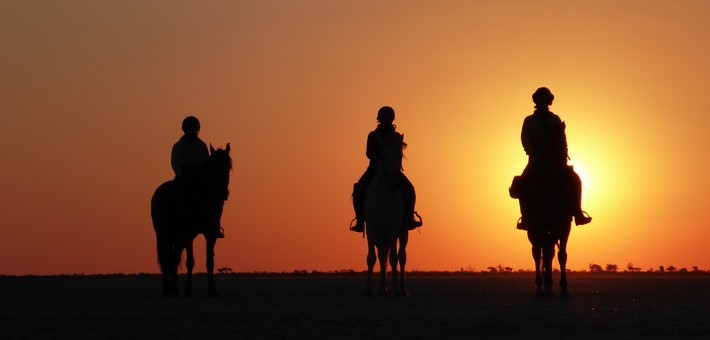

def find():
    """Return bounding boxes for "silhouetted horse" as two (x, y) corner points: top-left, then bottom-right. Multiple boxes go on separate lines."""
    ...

(520, 171), (573, 298)
(364, 133), (409, 296)
(151, 144), (231, 297)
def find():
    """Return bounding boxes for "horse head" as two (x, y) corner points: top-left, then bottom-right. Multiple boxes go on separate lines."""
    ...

(206, 143), (232, 201)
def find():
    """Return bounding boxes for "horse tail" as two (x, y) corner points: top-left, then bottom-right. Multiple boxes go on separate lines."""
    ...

(151, 181), (173, 231)
(152, 181), (176, 273)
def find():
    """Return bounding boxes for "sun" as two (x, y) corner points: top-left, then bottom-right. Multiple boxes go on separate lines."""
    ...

(569, 161), (591, 196)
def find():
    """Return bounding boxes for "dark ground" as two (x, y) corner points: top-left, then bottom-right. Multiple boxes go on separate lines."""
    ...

(1, 274), (708, 339)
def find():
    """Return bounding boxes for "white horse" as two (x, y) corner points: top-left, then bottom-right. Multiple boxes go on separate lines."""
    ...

(364, 133), (408, 296)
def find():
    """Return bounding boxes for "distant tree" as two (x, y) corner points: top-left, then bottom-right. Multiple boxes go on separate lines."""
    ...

(497, 265), (505, 273)
(217, 267), (233, 274)
(679, 268), (688, 273)
(605, 264), (618, 272)
(487, 266), (498, 273)
(667, 265), (677, 273)
(627, 263), (642, 272)
(504, 267), (513, 273)
(659, 265), (665, 273)
(692, 266), (699, 272)
(589, 264), (603, 273)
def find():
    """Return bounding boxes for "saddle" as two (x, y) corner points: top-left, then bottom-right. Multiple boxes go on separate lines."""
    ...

(509, 167), (575, 230)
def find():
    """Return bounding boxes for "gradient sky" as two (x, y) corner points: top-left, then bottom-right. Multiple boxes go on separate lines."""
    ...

(2, 1), (709, 275)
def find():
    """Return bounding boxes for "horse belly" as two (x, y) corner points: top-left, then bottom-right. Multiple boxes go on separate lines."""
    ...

(364, 192), (404, 233)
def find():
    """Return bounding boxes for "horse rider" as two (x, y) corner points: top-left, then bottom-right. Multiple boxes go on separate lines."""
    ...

(519, 87), (592, 228)
(171, 116), (224, 238)
(350, 106), (423, 233)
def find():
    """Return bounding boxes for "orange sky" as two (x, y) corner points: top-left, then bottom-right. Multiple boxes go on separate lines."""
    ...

(2, 1), (709, 275)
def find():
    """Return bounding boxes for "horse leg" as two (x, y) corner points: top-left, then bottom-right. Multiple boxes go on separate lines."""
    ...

(558, 227), (571, 299)
(205, 236), (219, 297)
(184, 242), (195, 297)
(534, 247), (543, 296)
(530, 239), (543, 296)
(161, 270), (172, 296)
(398, 230), (409, 297)
(156, 234), (176, 296)
(542, 241), (555, 297)
(558, 244), (569, 299)
(170, 242), (182, 296)
(389, 236), (400, 296)
(365, 239), (376, 297)
(377, 243), (389, 296)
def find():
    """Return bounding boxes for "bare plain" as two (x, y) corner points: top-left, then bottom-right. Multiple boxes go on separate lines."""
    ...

(2, 274), (708, 339)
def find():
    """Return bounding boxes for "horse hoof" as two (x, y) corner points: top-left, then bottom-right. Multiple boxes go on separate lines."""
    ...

(378, 288), (390, 297)
(399, 289), (410, 297)
(543, 287), (555, 298)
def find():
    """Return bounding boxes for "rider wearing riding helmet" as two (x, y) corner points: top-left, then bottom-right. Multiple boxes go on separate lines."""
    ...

(171, 116), (225, 238)
(520, 87), (592, 227)
(350, 106), (422, 233)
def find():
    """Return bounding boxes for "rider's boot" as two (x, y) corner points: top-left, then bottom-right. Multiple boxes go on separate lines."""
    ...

(574, 211), (592, 226)
(208, 224), (225, 238)
(350, 182), (365, 233)
(408, 211), (423, 230)
(350, 218), (365, 233)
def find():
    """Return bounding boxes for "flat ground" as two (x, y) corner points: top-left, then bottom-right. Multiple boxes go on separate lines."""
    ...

(1, 275), (708, 339)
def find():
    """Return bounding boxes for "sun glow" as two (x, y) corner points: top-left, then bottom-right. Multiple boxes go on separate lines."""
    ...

(569, 162), (591, 198)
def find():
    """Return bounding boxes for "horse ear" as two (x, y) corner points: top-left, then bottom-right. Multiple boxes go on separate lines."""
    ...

(225, 143), (230, 153)
(210, 144), (216, 154)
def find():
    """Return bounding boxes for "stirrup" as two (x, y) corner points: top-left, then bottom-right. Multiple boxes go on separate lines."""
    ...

(349, 218), (364, 233)
(516, 216), (527, 230)
(408, 211), (423, 230)
(208, 227), (225, 239)
(575, 211), (592, 226)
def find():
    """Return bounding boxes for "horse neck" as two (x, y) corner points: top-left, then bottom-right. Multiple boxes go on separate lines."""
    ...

(206, 161), (232, 199)
(366, 163), (396, 197)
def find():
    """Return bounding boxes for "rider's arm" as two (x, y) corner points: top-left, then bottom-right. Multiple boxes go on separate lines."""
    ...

(521, 116), (534, 156)
(366, 131), (379, 161)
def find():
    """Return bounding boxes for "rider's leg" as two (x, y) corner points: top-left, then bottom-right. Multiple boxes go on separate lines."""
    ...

(401, 174), (421, 230)
(568, 168), (592, 225)
(210, 201), (225, 238)
(351, 169), (375, 232)
(518, 197), (529, 230)
(351, 182), (365, 231)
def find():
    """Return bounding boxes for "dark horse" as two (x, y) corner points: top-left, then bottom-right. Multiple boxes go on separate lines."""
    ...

(513, 169), (574, 298)
(151, 144), (231, 297)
